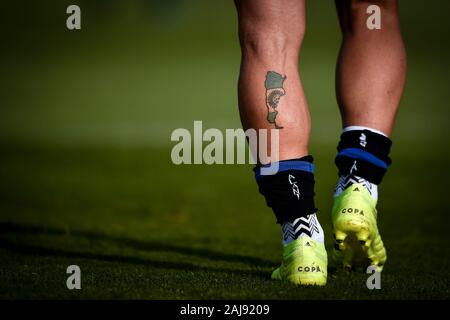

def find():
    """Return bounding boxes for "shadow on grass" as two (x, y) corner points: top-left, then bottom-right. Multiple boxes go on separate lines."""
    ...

(0, 222), (273, 279)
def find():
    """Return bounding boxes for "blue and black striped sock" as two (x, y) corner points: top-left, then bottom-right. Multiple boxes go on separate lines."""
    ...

(334, 126), (392, 201)
(254, 156), (324, 245)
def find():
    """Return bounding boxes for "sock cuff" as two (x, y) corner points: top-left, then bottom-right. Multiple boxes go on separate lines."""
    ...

(253, 155), (314, 181)
(335, 129), (392, 185)
(337, 129), (392, 166)
(343, 125), (388, 137)
(254, 156), (317, 224)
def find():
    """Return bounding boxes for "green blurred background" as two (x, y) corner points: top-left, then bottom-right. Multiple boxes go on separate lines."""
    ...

(0, 0), (449, 299)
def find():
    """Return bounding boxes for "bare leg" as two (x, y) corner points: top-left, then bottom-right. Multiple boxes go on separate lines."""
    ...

(235, 0), (309, 161)
(331, 0), (407, 272)
(335, 0), (407, 136)
(235, 1), (328, 287)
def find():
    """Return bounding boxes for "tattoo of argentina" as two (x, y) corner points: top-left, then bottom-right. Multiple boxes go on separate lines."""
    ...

(265, 71), (287, 129)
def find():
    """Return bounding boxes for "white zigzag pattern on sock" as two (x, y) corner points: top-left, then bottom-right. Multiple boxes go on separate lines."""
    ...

(335, 174), (373, 195)
(282, 214), (321, 245)
(295, 215), (320, 235)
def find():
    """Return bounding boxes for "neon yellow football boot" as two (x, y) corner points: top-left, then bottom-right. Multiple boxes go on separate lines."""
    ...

(271, 236), (327, 286)
(332, 183), (387, 272)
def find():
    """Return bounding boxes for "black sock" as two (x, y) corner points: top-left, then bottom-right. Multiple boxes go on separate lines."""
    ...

(254, 155), (317, 224)
(335, 128), (392, 185)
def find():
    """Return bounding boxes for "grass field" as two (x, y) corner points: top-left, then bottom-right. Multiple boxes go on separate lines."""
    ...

(0, 1), (449, 299)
